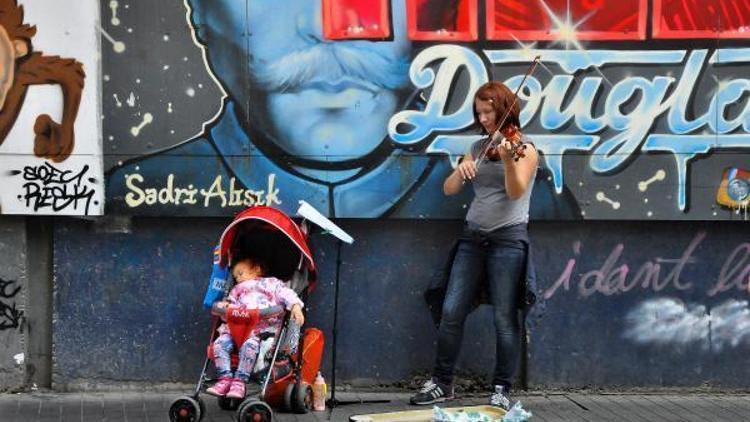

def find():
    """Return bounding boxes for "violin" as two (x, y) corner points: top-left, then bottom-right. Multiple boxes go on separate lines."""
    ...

(475, 56), (540, 166)
(484, 123), (526, 162)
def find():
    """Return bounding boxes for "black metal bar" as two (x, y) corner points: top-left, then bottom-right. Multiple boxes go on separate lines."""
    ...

(328, 239), (342, 406)
(326, 239), (390, 417)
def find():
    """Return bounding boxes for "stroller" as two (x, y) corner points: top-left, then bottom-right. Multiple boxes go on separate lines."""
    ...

(169, 206), (325, 422)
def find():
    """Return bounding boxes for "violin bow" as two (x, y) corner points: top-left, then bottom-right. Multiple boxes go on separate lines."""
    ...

(474, 55), (541, 165)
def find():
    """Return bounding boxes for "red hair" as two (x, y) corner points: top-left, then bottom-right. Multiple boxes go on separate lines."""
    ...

(472, 81), (520, 133)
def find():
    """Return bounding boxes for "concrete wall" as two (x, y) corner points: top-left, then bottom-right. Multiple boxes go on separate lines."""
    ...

(50, 218), (750, 390)
(0, 217), (52, 393)
(0, 218), (27, 390)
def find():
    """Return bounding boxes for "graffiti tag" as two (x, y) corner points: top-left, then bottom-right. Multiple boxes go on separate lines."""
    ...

(544, 232), (705, 299)
(124, 173), (281, 208)
(708, 242), (750, 296)
(0, 277), (23, 331)
(17, 163), (97, 214)
(545, 232), (750, 299)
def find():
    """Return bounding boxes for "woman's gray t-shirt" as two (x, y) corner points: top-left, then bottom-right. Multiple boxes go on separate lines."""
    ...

(465, 136), (537, 232)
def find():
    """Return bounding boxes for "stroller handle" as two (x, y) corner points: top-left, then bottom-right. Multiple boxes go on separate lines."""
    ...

(211, 303), (285, 320)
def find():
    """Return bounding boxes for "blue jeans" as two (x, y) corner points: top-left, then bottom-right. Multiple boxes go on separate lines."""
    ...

(433, 237), (525, 390)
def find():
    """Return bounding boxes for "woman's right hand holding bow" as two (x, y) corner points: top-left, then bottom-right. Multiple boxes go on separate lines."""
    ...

(457, 156), (478, 181)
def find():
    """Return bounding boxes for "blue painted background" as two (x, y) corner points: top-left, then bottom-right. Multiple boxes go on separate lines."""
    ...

(53, 219), (750, 388)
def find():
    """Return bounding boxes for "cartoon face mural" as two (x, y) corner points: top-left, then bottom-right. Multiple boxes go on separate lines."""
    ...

(0, 0), (102, 215)
(104, 0), (750, 220)
(0, 0), (85, 162)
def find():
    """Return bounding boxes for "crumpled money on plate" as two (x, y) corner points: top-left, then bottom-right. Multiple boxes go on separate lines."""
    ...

(501, 402), (532, 422)
(432, 406), (498, 422)
(432, 402), (532, 422)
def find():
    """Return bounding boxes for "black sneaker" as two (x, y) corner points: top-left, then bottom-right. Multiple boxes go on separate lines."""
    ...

(489, 385), (512, 410)
(409, 378), (454, 405)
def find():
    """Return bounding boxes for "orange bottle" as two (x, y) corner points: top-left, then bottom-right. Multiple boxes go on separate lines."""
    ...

(312, 372), (327, 411)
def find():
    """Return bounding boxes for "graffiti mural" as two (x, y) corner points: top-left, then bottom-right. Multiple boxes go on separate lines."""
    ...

(0, 276), (22, 331)
(103, 0), (750, 219)
(545, 231), (750, 351)
(0, 0), (102, 215)
(530, 225), (750, 387)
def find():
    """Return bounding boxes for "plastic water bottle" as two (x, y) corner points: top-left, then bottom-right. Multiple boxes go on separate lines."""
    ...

(312, 372), (327, 411)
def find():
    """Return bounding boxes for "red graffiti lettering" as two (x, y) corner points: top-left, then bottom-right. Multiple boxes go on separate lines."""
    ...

(543, 258), (576, 300)
(544, 232), (704, 299)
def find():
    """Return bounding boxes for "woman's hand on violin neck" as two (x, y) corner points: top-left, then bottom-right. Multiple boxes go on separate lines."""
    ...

(503, 143), (538, 199)
(486, 140), (515, 162)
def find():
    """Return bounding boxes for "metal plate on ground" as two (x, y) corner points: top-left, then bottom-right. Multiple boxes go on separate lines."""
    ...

(349, 405), (506, 421)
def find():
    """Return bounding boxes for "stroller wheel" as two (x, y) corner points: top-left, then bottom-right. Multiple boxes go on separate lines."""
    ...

(236, 400), (273, 422)
(218, 395), (241, 411)
(168, 396), (203, 422)
(282, 382), (295, 412)
(197, 396), (206, 417)
(292, 382), (313, 414)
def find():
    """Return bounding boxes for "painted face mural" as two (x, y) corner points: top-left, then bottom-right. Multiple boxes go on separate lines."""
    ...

(103, 0), (750, 219)
(190, 0), (411, 161)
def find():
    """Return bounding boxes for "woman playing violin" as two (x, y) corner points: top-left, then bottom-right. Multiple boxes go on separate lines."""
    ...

(410, 81), (538, 410)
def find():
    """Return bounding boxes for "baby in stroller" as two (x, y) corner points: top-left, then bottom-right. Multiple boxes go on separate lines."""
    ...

(169, 206), (324, 422)
(207, 256), (305, 399)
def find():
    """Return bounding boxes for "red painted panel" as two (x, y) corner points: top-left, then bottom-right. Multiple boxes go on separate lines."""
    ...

(322, 0), (391, 40)
(407, 0), (478, 41)
(486, 0), (646, 41)
(653, 0), (750, 39)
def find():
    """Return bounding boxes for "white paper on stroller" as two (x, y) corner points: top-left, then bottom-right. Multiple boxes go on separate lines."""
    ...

(297, 200), (354, 244)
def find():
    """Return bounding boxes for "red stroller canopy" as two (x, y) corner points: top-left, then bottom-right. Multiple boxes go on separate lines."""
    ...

(218, 206), (316, 291)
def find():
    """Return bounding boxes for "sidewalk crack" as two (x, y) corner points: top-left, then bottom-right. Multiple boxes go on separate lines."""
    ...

(566, 395), (590, 411)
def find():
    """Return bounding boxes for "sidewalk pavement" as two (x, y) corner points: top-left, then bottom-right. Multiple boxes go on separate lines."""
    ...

(1, 390), (749, 421)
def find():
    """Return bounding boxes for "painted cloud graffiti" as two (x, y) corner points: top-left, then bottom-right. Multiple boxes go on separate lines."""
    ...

(624, 298), (750, 351)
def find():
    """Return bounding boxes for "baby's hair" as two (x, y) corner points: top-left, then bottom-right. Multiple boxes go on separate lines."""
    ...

(232, 256), (268, 276)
